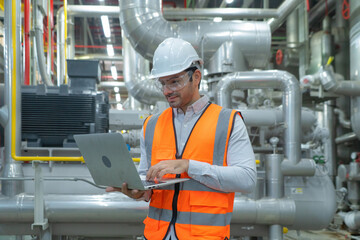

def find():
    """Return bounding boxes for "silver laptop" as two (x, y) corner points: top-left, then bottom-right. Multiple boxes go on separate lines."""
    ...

(74, 133), (189, 190)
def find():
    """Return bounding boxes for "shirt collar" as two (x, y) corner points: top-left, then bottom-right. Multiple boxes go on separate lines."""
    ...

(173, 95), (210, 116)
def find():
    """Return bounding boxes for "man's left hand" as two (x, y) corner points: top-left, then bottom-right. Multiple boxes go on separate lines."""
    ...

(146, 159), (189, 181)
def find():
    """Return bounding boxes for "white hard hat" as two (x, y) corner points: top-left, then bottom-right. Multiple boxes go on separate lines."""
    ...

(150, 38), (203, 79)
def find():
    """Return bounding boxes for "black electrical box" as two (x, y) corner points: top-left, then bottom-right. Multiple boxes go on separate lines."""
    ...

(67, 59), (101, 91)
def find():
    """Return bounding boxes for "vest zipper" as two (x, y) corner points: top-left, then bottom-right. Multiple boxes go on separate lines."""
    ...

(163, 104), (212, 239)
(163, 174), (181, 240)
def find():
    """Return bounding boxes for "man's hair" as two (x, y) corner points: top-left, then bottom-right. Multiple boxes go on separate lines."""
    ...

(186, 65), (201, 89)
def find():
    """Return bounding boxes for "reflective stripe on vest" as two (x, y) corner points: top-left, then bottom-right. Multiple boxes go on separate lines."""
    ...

(148, 206), (233, 226)
(213, 108), (233, 166)
(143, 104), (238, 239)
(144, 113), (160, 167)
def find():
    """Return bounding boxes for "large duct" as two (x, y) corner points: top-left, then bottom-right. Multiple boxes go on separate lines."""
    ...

(216, 70), (301, 165)
(267, 0), (303, 33)
(350, 0), (360, 140)
(122, 34), (165, 105)
(119, 0), (271, 68)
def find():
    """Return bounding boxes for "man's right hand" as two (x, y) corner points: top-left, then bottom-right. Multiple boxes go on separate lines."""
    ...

(106, 182), (145, 200)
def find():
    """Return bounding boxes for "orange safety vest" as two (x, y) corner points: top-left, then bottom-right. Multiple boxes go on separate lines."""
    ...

(142, 103), (240, 240)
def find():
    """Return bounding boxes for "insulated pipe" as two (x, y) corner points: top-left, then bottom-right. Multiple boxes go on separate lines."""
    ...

(0, 83), (7, 126)
(75, 54), (123, 61)
(64, 5), (279, 20)
(162, 8), (278, 19)
(334, 108), (351, 129)
(350, 1), (360, 140)
(267, 0), (303, 33)
(281, 159), (316, 176)
(308, 0), (336, 27)
(216, 70), (301, 165)
(340, 211), (360, 230)
(304, 67), (360, 96)
(56, 7), (65, 85)
(34, 0), (53, 86)
(0, 106), (7, 127)
(335, 132), (358, 144)
(0, 195), (295, 225)
(122, 34), (165, 105)
(324, 100), (337, 179)
(265, 154), (284, 239)
(24, 0), (30, 85)
(119, 0), (271, 67)
(0, 167), (336, 231)
(240, 108), (316, 132)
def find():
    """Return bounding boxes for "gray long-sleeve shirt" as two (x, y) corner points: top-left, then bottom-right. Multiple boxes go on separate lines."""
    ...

(138, 95), (257, 193)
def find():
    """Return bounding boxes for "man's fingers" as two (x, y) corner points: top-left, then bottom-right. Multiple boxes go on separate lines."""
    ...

(158, 168), (170, 179)
(106, 186), (122, 192)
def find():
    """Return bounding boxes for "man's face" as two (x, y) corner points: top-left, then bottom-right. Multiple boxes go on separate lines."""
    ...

(158, 70), (199, 109)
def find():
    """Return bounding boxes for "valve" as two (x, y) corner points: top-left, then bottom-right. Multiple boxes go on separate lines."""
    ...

(269, 137), (279, 154)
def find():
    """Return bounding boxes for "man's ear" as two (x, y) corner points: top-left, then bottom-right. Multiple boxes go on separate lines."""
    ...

(193, 69), (202, 87)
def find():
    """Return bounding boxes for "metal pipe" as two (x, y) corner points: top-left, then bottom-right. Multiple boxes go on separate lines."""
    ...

(308, 0), (336, 27)
(341, 211), (360, 230)
(0, 195), (295, 225)
(56, 7), (65, 85)
(330, 80), (360, 96)
(0, 106), (7, 127)
(286, 8), (298, 49)
(75, 54), (123, 61)
(216, 70), (301, 165)
(335, 132), (358, 144)
(266, 154), (284, 199)
(162, 8), (278, 19)
(2, 0), (24, 197)
(122, 34), (165, 105)
(334, 108), (351, 129)
(267, 0), (303, 33)
(64, 0), (68, 84)
(46, 0), (52, 78)
(350, 2), (360, 141)
(119, 0), (271, 67)
(65, 5), (277, 19)
(240, 108), (316, 132)
(0, 167), (335, 230)
(309, 66), (360, 96)
(0, 84), (8, 127)
(266, 154), (285, 239)
(33, 0), (53, 86)
(323, 100), (336, 179)
(8, 2), (83, 163)
(281, 159), (316, 176)
(24, 0), (30, 85)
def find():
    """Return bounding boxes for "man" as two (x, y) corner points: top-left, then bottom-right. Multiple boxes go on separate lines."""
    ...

(107, 38), (256, 240)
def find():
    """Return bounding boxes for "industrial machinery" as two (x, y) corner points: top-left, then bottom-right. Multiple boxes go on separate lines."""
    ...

(0, 0), (359, 239)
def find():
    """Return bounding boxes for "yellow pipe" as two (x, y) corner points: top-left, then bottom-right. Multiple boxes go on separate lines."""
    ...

(10, 0), (82, 162)
(64, 0), (68, 84)
(8, 1), (137, 163)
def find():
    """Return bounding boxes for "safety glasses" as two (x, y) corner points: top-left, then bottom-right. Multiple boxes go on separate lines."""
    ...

(155, 70), (194, 92)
